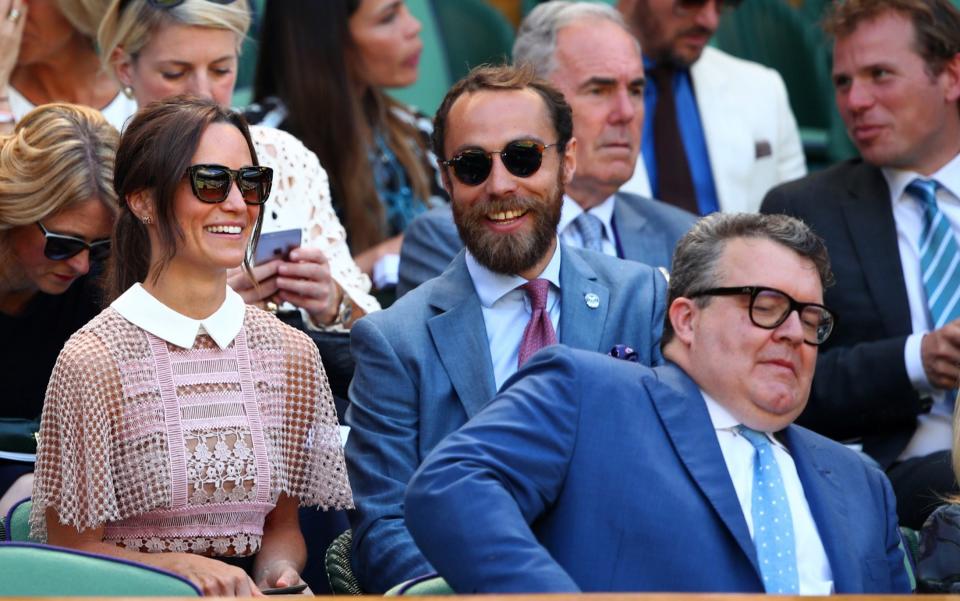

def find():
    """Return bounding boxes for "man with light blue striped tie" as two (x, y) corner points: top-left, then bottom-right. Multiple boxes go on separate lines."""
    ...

(759, 0), (960, 529)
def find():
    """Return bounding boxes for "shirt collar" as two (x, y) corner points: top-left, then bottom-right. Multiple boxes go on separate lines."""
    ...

(465, 238), (562, 308)
(111, 283), (245, 350)
(558, 194), (617, 241)
(883, 151), (960, 207)
(701, 389), (786, 450)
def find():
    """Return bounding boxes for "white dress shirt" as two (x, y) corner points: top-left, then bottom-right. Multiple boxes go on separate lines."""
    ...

(465, 242), (562, 391)
(702, 392), (834, 594)
(883, 152), (960, 459)
(557, 195), (618, 257)
(111, 283), (245, 350)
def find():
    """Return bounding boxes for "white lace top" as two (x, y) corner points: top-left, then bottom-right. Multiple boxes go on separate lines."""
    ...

(250, 125), (380, 317)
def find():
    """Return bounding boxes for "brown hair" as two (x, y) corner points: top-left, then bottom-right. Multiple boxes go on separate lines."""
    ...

(252, 0), (432, 252)
(432, 63), (574, 162)
(824, 0), (960, 76)
(107, 95), (264, 302)
(662, 212), (834, 346)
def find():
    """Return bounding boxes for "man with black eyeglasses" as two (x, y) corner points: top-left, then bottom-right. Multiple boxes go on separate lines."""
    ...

(616, 0), (806, 214)
(405, 212), (909, 594)
(344, 64), (668, 593)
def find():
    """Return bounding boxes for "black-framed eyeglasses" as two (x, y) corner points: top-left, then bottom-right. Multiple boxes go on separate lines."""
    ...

(119, 0), (236, 12)
(688, 285), (837, 346)
(36, 222), (111, 262)
(185, 164), (273, 205)
(440, 139), (558, 186)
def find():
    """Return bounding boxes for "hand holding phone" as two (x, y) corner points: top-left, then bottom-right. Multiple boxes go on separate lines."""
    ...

(255, 228), (301, 265)
(261, 583), (309, 595)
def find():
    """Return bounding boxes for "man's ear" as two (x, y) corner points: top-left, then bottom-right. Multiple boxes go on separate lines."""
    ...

(941, 52), (960, 104)
(668, 297), (698, 346)
(561, 137), (577, 186)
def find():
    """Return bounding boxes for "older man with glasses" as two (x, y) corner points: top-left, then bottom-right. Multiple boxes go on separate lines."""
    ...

(406, 212), (910, 594)
(344, 63), (669, 593)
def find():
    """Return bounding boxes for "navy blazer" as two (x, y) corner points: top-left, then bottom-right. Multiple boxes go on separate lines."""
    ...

(345, 245), (668, 592)
(405, 346), (911, 593)
(761, 160), (927, 467)
(396, 191), (696, 297)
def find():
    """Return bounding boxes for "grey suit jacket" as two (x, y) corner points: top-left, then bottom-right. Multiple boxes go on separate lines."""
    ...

(396, 191), (696, 297)
(345, 244), (668, 592)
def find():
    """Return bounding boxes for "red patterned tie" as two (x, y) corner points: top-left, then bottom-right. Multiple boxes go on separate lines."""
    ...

(518, 278), (558, 368)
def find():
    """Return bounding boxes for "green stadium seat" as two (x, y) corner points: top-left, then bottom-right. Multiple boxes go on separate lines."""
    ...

(388, 0), (453, 116)
(433, 0), (516, 81)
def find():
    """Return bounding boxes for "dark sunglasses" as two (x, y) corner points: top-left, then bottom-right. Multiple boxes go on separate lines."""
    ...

(688, 285), (837, 346)
(37, 222), (111, 262)
(440, 139), (558, 186)
(120, 0), (235, 11)
(675, 0), (742, 12)
(185, 164), (273, 205)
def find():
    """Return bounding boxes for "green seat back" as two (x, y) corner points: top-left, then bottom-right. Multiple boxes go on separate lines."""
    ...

(5, 497), (34, 542)
(325, 529), (364, 595)
(713, 0), (857, 166)
(0, 542), (201, 596)
(385, 574), (454, 596)
(387, 0), (452, 116)
(433, 0), (515, 81)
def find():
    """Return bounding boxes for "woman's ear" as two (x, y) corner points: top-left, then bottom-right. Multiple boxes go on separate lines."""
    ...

(110, 46), (136, 93)
(126, 189), (155, 225)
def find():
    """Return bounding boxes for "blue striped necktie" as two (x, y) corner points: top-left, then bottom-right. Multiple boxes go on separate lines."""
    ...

(908, 179), (960, 329)
(737, 426), (799, 594)
(572, 212), (604, 253)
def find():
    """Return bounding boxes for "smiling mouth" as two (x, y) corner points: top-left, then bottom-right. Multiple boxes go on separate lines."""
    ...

(487, 209), (528, 223)
(205, 225), (242, 234)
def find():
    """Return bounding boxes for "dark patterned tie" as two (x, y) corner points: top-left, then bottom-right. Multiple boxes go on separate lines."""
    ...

(649, 64), (698, 214)
(517, 279), (558, 368)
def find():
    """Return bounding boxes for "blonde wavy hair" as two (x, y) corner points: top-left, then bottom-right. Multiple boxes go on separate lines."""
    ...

(56, 0), (111, 39)
(97, 0), (250, 69)
(0, 103), (119, 232)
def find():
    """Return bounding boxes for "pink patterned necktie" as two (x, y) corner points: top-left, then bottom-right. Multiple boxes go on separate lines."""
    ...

(517, 278), (558, 368)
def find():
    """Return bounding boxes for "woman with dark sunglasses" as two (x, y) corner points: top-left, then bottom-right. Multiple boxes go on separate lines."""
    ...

(0, 0), (136, 133)
(0, 102), (118, 498)
(98, 0), (379, 333)
(249, 0), (448, 298)
(30, 97), (353, 596)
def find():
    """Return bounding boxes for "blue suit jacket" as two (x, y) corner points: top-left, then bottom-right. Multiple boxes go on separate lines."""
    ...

(405, 346), (911, 594)
(345, 246), (668, 592)
(396, 191), (696, 297)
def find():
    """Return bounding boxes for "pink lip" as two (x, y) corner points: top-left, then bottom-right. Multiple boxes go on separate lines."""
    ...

(403, 49), (422, 70)
(762, 358), (796, 374)
(52, 274), (77, 284)
(851, 124), (885, 142)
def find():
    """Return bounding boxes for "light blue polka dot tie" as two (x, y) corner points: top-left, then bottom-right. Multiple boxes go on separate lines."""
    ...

(737, 426), (799, 594)
(572, 212), (604, 253)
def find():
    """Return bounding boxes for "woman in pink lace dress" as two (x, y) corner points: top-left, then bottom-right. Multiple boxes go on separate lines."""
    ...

(30, 97), (353, 596)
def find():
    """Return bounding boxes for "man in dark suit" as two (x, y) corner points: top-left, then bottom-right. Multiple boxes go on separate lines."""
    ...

(406, 212), (909, 594)
(345, 64), (668, 592)
(397, 2), (695, 297)
(761, 0), (960, 528)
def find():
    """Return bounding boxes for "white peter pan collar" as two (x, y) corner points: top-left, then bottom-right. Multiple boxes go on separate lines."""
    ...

(111, 282), (245, 349)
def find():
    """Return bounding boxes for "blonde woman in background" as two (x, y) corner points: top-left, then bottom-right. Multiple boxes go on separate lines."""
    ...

(0, 103), (118, 502)
(98, 0), (379, 331)
(0, 0), (136, 132)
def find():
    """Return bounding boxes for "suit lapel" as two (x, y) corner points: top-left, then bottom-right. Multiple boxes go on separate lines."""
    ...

(781, 427), (857, 592)
(426, 254), (497, 418)
(650, 364), (760, 574)
(613, 193), (661, 266)
(690, 48), (737, 212)
(841, 164), (912, 335)
(557, 246), (610, 352)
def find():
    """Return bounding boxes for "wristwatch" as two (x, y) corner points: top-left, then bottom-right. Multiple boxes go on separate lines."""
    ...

(330, 296), (353, 328)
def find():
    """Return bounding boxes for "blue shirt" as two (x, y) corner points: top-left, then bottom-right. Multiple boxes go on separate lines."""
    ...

(465, 242), (562, 391)
(642, 59), (720, 215)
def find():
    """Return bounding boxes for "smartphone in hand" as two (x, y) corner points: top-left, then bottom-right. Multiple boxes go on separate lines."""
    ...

(261, 583), (309, 595)
(254, 228), (301, 265)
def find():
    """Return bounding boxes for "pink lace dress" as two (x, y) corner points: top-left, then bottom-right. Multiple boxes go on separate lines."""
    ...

(30, 301), (352, 557)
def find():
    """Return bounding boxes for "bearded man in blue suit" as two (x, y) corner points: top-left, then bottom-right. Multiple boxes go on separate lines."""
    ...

(406, 212), (910, 594)
(345, 64), (669, 592)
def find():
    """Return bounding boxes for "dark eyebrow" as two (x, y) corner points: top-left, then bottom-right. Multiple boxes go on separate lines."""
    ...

(578, 77), (617, 91)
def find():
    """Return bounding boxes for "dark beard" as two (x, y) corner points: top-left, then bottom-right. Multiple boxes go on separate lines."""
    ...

(453, 172), (564, 276)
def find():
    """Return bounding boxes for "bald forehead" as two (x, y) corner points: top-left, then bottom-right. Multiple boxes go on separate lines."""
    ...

(551, 19), (643, 84)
